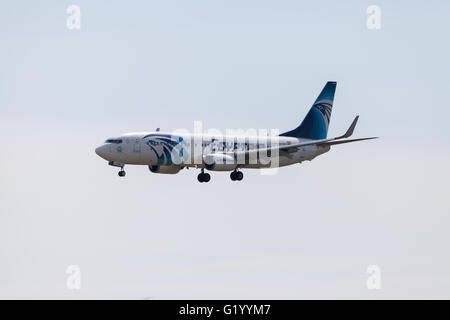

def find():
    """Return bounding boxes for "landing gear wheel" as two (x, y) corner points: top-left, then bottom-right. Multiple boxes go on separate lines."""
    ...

(230, 170), (243, 181)
(118, 170), (126, 177)
(197, 172), (211, 183)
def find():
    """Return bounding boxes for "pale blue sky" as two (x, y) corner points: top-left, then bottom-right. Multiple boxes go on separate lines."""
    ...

(1, 0), (450, 299)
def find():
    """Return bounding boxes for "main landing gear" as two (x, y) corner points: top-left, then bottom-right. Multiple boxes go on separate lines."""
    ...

(197, 169), (243, 182)
(230, 170), (243, 181)
(197, 169), (211, 183)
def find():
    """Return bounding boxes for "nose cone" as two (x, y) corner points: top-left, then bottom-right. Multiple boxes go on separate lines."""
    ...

(95, 144), (109, 160)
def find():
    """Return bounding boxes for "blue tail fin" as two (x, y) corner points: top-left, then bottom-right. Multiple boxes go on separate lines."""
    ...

(280, 81), (336, 139)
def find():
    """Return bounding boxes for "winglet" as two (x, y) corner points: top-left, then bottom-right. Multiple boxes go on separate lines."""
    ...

(336, 115), (359, 139)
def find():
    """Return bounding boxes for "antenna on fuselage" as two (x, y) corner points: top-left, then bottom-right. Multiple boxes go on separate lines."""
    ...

(155, 128), (160, 132)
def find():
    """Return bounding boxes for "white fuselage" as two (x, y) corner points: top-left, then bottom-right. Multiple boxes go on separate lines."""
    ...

(93, 82), (375, 182)
(95, 131), (330, 170)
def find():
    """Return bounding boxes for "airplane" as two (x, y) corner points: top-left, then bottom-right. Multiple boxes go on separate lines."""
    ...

(95, 82), (377, 182)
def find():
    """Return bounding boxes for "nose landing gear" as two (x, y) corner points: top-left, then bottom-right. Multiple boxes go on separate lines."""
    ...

(109, 161), (126, 177)
(230, 170), (243, 181)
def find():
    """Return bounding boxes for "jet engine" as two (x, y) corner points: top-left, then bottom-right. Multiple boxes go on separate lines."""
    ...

(148, 165), (182, 174)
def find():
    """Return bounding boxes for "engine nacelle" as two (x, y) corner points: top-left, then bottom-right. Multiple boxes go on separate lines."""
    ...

(204, 154), (237, 171)
(149, 165), (182, 174)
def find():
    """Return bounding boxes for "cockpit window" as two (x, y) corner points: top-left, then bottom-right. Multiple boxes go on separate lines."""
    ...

(105, 139), (123, 144)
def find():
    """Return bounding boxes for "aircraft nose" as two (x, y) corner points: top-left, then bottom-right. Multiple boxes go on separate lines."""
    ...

(95, 144), (109, 159)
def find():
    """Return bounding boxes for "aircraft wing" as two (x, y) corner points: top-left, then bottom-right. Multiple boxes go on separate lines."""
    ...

(222, 116), (378, 158)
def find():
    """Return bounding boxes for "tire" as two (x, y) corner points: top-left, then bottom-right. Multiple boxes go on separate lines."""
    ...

(236, 171), (243, 181)
(203, 173), (211, 182)
(118, 171), (126, 177)
(197, 173), (204, 183)
(230, 171), (236, 181)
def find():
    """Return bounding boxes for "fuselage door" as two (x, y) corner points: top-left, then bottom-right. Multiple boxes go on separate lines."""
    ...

(133, 138), (141, 153)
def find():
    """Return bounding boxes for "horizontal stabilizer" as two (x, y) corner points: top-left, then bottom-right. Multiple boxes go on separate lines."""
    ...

(317, 136), (378, 146)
